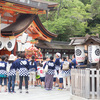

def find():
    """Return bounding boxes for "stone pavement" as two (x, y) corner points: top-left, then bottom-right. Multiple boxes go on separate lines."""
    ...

(0, 86), (87, 100)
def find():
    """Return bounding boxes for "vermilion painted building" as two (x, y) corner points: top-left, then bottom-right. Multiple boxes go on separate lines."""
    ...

(0, 0), (58, 55)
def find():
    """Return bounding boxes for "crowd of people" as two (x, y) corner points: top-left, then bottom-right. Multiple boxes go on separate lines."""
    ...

(0, 52), (77, 93)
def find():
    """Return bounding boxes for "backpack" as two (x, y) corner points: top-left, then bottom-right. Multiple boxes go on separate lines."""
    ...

(62, 61), (69, 71)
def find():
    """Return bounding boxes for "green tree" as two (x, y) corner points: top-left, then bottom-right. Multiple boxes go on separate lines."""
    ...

(39, 0), (92, 41)
(79, 0), (91, 5)
(86, 0), (100, 35)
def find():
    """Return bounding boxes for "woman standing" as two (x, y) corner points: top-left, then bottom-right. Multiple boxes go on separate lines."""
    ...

(61, 57), (71, 90)
(29, 55), (37, 88)
(0, 55), (7, 92)
(44, 56), (55, 90)
(8, 54), (17, 93)
(18, 53), (29, 93)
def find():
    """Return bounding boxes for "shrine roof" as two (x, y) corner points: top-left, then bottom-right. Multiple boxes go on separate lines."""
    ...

(69, 35), (100, 45)
(1, 14), (35, 36)
(36, 41), (74, 50)
(1, 14), (57, 41)
(5, 0), (58, 10)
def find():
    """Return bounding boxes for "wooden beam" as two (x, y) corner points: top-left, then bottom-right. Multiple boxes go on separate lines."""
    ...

(0, 1), (46, 15)
(5, 0), (48, 10)
(0, 2), (38, 14)
(1, 10), (6, 17)
(28, 34), (40, 39)
(32, 20), (51, 41)
(1, 21), (13, 24)
(0, 9), (4, 14)
(2, 16), (16, 21)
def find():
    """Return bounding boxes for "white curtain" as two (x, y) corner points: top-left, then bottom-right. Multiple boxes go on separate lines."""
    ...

(21, 32), (28, 44)
(17, 42), (32, 51)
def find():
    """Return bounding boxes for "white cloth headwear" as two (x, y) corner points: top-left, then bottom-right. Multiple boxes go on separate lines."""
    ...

(8, 54), (16, 61)
(56, 52), (61, 57)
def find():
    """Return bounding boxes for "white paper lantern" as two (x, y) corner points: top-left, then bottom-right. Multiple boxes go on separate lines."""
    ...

(3, 38), (10, 48)
(0, 37), (4, 50)
(0, 37), (9, 50)
(0, 37), (16, 51)
(75, 45), (85, 62)
(21, 32), (28, 44)
(88, 45), (100, 63)
(5, 39), (16, 51)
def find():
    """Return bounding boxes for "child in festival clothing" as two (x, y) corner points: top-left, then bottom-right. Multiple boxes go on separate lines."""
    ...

(58, 70), (63, 90)
(38, 63), (45, 88)
(36, 57), (47, 88)
(42, 57), (47, 66)
(36, 63), (41, 86)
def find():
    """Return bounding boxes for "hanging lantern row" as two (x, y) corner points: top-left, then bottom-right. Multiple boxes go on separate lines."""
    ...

(0, 37), (15, 51)
(75, 45), (100, 63)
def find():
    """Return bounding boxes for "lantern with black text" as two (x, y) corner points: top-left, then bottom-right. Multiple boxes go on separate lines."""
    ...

(88, 45), (100, 63)
(6, 39), (16, 51)
(75, 45), (85, 62)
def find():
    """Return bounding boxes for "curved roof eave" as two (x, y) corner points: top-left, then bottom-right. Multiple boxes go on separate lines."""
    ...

(34, 15), (57, 38)
(1, 14), (35, 36)
(1, 14), (57, 41)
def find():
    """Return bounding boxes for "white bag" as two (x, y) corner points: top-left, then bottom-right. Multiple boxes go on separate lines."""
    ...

(44, 64), (48, 72)
(62, 61), (69, 71)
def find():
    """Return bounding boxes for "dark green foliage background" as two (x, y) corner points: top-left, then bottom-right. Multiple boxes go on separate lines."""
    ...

(39, 0), (100, 41)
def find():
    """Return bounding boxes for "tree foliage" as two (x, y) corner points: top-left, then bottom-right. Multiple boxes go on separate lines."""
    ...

(86, 0), (100, 35)
(39, 0), (100, 41)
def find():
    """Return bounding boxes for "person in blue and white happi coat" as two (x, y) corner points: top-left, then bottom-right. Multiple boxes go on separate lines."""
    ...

(71, 54), (77, 68)
(61, 57), (71, 90)
(54, 52), (61, 74)
(8, 54), (17, 93)
(29, 55), (37, 88)
(0, 55), (7, 92)
(15, 53), (21, 86)
(18, 53), (29, 93)
(44, 56), (55, 90)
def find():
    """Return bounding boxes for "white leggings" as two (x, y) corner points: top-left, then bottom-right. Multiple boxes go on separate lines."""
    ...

(63, 76), (70, 89)
(29, 72), (36, 84)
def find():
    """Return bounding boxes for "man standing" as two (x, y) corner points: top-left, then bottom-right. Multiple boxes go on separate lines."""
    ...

(55, 52), (61, 74)
(71, 55), (77, 68)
